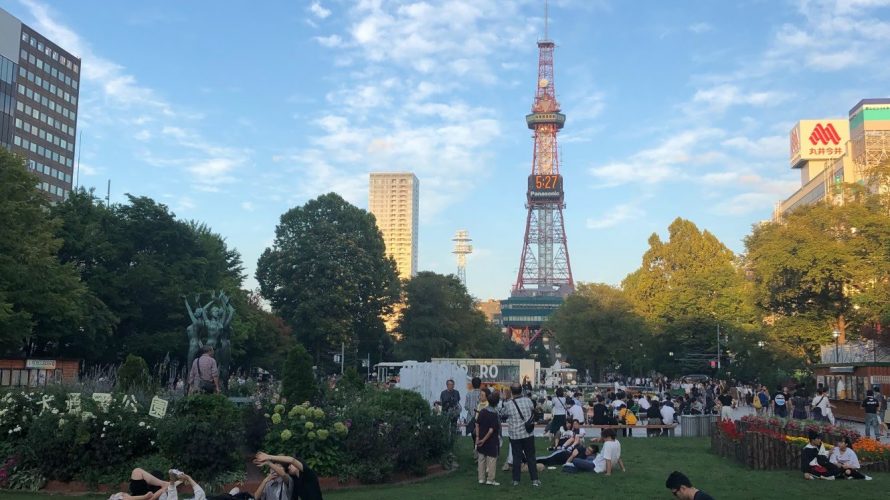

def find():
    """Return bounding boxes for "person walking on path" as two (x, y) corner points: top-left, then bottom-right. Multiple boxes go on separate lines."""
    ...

(188, 346), (220, 394)
(500, 383), (540, 487)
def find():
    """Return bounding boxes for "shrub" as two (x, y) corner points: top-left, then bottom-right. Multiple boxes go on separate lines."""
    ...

(157, 394), (243, 478)
(118, 355), (153, 392)
(262, 402), (348, 476)
(281, 345), (317, 405)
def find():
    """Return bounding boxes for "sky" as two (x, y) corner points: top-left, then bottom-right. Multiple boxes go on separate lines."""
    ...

(3, 0), (890, 300)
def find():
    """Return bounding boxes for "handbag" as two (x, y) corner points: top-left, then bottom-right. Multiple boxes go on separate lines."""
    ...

(812, 396), (825, 419)
(513, 399), (536, 434)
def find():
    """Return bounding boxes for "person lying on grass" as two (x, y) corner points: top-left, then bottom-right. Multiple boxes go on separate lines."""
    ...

(110, 469), (205, 500)
(253, 451), (323, 500)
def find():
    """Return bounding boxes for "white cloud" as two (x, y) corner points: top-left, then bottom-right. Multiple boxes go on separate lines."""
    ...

(309, 2), (332, 19)
(586, 203), (645, 229)
(688, 22), (713, 34)
(315, 34), (344, 47)
(691, 84), (789, 113)
(240, 201), (255, 211)
(133, 130), (152, 141)
(589, 128), (725, 187)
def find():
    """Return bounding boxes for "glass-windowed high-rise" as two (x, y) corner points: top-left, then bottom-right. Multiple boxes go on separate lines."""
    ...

(1, 6), (81, 202)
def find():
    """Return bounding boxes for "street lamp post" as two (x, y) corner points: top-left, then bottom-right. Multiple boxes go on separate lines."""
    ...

(832, 329), (840, 363)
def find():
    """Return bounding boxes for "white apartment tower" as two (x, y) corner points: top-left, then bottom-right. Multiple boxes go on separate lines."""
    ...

(369, 173), (419, 279)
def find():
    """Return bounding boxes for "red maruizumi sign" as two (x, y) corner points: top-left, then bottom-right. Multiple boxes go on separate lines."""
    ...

(809, 123), (842, 145)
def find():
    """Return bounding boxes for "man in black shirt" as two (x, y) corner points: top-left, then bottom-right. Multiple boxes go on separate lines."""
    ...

(440, 379), (461, 425)
(862, 389), (880, 438)
(665, 471), (715, 500)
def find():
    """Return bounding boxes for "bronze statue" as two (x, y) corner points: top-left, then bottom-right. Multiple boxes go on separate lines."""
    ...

(184, 291), (235, 385)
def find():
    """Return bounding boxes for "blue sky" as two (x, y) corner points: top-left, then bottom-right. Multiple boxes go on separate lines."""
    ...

(4, 0), (890, 300)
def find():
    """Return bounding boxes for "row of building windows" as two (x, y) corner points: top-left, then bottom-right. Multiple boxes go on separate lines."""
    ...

(20, 48), (79, 91)
(16, 83), (77, 128)
(0, 56), (15, 84)
(28, 158), (72, 184)
(15, 100), (75, 138)
(13, 134), (73, 167)
(15, 117), (73, 152)
(17, 77), (77, 122)
(19, 65), (77, 104)
(38, 181), (68, 199)
(22, 31), (79, 74)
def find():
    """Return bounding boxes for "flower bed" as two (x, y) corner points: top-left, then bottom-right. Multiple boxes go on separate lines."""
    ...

(712, 419), (890, 472)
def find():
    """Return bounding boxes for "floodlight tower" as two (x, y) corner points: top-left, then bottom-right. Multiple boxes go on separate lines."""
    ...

(512, 0), (574, 298)
(453, 230), (473, 286)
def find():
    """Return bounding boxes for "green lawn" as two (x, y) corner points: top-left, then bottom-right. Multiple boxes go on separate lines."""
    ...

(3, 437), (886, 499)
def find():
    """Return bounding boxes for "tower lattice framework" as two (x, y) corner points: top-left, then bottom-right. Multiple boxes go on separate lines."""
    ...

(513, 30), (574, 297)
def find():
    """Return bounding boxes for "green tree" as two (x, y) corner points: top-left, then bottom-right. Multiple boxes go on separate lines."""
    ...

(228, 290), (293, 374)
(256, 193), (400, 366)
(0, 149), (94, 356)
(622, 218), (758, 373)
(50, 189), (244, 365)
(745, 186), (890, 357)
(396, 272), (522, 360)
(547, 283), (647, 379)
(282, 344), (317, 404)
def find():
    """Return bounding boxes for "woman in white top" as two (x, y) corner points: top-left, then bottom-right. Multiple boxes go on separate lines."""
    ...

(829, 437), (871, 480)
(811, 389), (834, 424)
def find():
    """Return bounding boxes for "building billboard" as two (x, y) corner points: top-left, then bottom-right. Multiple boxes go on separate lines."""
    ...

(790, 119), (850, 168)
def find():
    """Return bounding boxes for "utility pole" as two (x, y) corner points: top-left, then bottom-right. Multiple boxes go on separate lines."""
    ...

(716, 323), (721, 371)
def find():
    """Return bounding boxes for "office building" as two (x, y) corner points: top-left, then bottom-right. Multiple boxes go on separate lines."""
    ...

(1, 6), (81, 202)
(369, 172), (419, 279)
(775, 99), (890, 219)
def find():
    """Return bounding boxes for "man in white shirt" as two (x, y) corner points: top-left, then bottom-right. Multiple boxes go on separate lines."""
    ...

(661, 401), (676, 437)
(567, 398), (585, 424)
(600, 429), (625, 475)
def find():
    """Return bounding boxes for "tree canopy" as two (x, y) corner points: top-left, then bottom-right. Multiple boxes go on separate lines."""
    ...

(256, 193), (400, 368)
(745, 185), (890, 355)
(0, 149), (91, 357)
(547, 283), (647, 379)
(622, 218), (758, 374)
(395, 271), (525, 361)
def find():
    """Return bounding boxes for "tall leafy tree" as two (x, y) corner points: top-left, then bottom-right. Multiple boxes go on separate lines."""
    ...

(256, 193), (400, 367)
(0, 149), (93, 356)
(396, 272), (523, 360)
(622, 218), (757, 371)
(51, 190), (244, 365)
(547, 283), (647, 379)
(745, 186), (890, 355)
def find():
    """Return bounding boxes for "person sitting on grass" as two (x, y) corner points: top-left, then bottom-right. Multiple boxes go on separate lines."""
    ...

(801, 430), (841, 480)
(600, 428), (625, 476)
(829, 436), (872, 480)
(253, 452), (322, 500)
(664, 471), (715, 500)
(536, 419), (579, 466)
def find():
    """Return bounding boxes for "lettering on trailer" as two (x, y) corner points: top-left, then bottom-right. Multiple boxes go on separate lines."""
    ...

(459, 364), (499, 379)
(809, 123), (842, 145)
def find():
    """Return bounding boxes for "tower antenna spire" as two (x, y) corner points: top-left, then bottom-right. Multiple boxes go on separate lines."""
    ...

(544, 0), (549, 40)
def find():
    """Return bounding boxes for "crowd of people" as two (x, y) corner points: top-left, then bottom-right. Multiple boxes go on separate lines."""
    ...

(108, 451), (323, 500)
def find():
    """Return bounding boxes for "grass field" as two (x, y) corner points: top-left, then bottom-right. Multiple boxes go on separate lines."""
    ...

(2, 437), (886, 499)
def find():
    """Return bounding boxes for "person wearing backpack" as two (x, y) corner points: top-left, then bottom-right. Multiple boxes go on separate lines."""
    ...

(756, 386), (770, 416)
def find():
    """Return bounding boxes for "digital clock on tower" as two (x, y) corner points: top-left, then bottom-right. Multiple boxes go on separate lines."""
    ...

(527, 174), (563, 199)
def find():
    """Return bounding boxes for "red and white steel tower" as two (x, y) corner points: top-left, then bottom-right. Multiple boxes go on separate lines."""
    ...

(512, 9), (574, 298)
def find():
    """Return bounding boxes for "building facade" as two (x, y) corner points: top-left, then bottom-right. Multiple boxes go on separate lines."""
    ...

(1, 7), (81, 202)
(775, 99), (890, 219)
(369, 172), (419, 279)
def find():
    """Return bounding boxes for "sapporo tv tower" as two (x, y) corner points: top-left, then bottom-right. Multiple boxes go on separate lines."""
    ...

(503, 2), (575, 349)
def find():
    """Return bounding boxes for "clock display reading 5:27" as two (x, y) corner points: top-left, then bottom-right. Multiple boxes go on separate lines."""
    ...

(528, 174), (563, 194)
